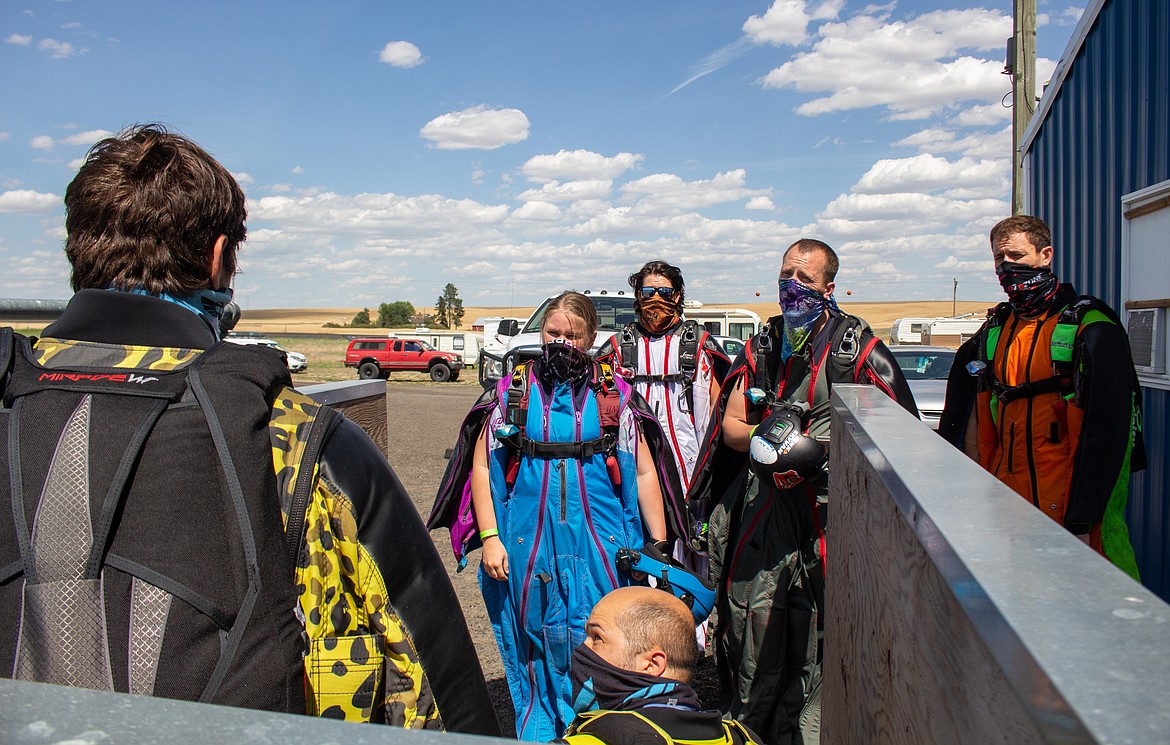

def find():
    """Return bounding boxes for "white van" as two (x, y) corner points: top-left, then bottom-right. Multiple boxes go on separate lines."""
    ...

(389, 328), (481, 366)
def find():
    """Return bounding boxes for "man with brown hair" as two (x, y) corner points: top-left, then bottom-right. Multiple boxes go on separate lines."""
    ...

(0, 124), (498, 734)
(558, 586), (760, 745)
(703, 237), (917, 744)
(941, 214), (1146, 578)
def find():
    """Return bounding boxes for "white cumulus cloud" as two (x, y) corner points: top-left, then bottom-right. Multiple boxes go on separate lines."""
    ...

(379, 41), (422, 68)
(59, 129), (112, 146)
(759, 8), (1012, 118)
(30, 135), (53, 150)
(743, 0), (843, 46)
(516, 180), (614, 203)
(38, 38), (78, 58)
(853, 154), (1008, 198)
(521, 150), (643, 184)
(419, 106), (530, 150)
(621, 169), (770, 212)
(6, 33), (32, 46)
(0, 189), (60, 213)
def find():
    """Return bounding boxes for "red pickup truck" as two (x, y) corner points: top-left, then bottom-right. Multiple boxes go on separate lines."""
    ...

(344, 338), (464, 382)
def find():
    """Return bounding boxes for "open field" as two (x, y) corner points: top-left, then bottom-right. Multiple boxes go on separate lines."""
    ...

(7, 300), (996, 387)
(236, 300), (996, 340)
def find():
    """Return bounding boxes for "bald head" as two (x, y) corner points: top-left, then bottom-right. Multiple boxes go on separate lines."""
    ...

(585, 587), (698, 682)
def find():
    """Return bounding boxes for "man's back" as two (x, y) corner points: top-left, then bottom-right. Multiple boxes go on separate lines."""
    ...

(0, 297), (306, 709)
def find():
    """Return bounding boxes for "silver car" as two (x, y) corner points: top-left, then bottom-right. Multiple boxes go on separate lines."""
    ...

(889, 345), (956, 430)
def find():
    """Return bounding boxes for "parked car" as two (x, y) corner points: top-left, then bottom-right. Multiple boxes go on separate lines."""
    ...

(889, 345), (956, 430)
(344, 337), (463, 382)
(223, 335), (308, 373)
(713, 335), (746, 360)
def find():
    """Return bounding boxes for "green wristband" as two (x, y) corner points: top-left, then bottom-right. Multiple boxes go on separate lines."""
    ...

(479, 528), (500, 541)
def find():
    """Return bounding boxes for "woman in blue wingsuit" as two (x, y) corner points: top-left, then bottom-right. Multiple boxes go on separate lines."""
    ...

(429, 291), (687, 741)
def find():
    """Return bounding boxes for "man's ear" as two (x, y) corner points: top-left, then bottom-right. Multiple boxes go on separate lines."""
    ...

(209, 235), (230, 287)
(636, 648), (669, 677)
(1039, 245), (1054, 267)
(824, 280), (836, 299)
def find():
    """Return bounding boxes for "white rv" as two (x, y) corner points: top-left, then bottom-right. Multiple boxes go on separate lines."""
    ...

(682, 303), (761, 340)
(388, 328), (481, 366)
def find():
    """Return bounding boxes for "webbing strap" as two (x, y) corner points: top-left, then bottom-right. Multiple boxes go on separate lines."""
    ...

(993, 375), (1071, 405)
(516, 434), (610, 459)
(632, 372), (688, 383)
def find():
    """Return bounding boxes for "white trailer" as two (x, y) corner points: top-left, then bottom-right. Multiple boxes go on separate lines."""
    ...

(921, 318), (985, 347)
(388, 328), (482, 366)
(889, 317), (938, 345)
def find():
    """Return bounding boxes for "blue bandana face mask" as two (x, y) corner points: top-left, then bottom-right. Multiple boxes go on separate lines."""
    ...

(120, 286), (238, 340)
(779, 278), (829, 360)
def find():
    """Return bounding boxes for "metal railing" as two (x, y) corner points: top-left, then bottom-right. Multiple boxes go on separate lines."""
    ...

(826, 385), (1170, 744)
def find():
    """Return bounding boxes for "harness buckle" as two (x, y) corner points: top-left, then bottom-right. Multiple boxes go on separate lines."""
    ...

(837, 326), (859, 359)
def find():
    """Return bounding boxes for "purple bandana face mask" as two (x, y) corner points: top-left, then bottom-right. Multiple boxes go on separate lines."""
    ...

(779, 278), (828, 359)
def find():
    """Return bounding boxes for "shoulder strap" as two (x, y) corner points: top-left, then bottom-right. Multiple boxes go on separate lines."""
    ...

(282, 399), (344, 571)
(723, 719), (762, 745)
(981, 302), (1013, 366)
(0, 327), (15, 399)
(826, 315), (874, 384)
(567, 710), (672, 745)
(619, 324), (640, 373)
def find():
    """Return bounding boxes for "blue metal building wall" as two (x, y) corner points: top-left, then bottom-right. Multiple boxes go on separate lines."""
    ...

(1025, 0), (1170, 599)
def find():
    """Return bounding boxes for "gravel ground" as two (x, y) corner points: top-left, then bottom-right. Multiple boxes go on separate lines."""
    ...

(381, 381), (720, 737)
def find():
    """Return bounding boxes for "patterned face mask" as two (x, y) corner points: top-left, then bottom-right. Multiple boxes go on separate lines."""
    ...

(779, 278), (829, 359)
(636, 291), (681, 334)
(541, 338), (592, 384)
(996, 261), (1060, 316)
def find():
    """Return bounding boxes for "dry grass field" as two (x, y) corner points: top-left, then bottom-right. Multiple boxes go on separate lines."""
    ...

(237, 300), (995, 338)
(7, 299), (995, 386)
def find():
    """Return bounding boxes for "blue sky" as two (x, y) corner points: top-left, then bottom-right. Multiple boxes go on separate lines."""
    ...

(1, 1), (1084, 310)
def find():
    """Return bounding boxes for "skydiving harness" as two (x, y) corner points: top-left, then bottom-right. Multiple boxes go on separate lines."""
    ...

(973, 299), (1105, 423)
(561, 709), (761, 745)
(618, 320), (701, 414)
(747, 314), (879, 416)
(495, 360), (624, 485)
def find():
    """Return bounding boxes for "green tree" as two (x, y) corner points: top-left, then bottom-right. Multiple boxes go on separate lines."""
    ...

(350, 308), (372, 327)
(378, 301), (415, 327)
(435, 283), (465, 329)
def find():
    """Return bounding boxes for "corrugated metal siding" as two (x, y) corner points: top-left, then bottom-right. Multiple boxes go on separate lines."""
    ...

(1025, 0), (1170, 599)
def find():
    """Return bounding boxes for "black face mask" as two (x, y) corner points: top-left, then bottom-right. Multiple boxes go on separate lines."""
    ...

(569, 644), (700, 715)
(996, 261), (1060, 316)
(540, 340), (592, 384)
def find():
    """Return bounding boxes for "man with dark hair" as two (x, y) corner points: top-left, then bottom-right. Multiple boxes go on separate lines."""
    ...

(940, 214), (1146, 578)
(597, 261), (728, 607)
(701, 237), (917, 744)
(0, 124), (498, 735)
(557, 586), (760, 745)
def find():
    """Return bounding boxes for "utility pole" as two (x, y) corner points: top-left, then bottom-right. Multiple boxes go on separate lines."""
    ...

(1011, 0), (1037, 214)
(952, 278), (958, 317)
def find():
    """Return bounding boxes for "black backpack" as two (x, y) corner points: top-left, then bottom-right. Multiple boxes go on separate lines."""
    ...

(0, 330), (313, 711)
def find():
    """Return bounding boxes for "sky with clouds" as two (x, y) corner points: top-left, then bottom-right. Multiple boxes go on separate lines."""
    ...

(1, 1), (1084, 310)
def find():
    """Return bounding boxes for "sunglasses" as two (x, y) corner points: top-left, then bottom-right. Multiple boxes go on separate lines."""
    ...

(639, 286), (678, 299)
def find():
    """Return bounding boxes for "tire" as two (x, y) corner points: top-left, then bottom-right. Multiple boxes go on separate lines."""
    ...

(449, 370), (461, 381)
(358, 362), (380, 380)
(429, 363), (451, 382)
